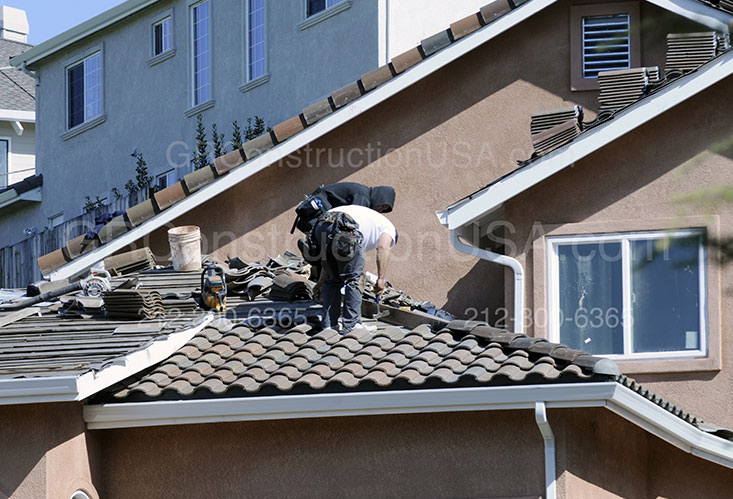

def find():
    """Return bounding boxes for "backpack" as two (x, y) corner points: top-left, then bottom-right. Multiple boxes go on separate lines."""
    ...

(291, 186), (332, 234)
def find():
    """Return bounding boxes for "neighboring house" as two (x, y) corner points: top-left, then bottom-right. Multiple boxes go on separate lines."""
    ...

(4, 0), (489, 253)
(0, 6), (38, 245)
(2, 0), (732, 497)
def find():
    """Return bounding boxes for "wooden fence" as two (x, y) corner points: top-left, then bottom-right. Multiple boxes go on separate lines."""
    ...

(0, 192), (145, 289)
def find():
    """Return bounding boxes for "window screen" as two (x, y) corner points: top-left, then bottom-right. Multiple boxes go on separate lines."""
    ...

(582, 14), (631, 78)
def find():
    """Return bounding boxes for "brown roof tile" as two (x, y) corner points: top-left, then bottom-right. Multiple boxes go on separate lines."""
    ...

(390, 47), (424, 75)
(450, 13), (483, 41)
(272, 115), (306, 143)
(361, 64), (394, 92)
(331, 81), (363, 109)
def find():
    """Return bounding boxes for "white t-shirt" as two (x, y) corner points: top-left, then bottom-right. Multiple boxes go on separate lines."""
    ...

(329, 205), (396, 252)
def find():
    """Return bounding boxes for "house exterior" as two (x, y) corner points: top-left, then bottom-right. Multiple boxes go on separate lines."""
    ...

(3, 0), (488, 251)
(0, 6), (38, 246)
(1, 0), (732, 497)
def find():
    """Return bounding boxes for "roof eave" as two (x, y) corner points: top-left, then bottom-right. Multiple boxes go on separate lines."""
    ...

(646, 0), (732, 33)
(83, 381), (733, 468)
(441, 49), (733, 231)
(9, 0), (161, 68)
(0, 314), (212, 406)
(0, 109), (35, 123)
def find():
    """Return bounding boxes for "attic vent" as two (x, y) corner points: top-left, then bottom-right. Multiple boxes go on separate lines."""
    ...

(582, 14), (631, 79)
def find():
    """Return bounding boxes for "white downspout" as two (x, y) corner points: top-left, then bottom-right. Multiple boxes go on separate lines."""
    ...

(535, 402), (557, 499)
(449, 229), (524, 334)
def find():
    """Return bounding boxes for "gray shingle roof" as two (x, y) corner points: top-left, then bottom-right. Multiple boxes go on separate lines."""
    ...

(0, 38), (35, 112)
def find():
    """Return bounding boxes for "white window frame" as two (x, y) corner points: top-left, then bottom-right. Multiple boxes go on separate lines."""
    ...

(49, 212), (64, 228)
(64, 48), (104, 132)
(153, 16), (173, 56)
(0, 136), (10, 189)
(246, 0), (267, 82)
(546, 229), (707, 361)
(189, 0), (212, 108)
(156, 169), (177, 190)
(305, 0), (345, 18)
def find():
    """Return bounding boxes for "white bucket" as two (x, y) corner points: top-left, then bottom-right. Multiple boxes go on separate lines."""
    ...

(168, 226), (202, 271)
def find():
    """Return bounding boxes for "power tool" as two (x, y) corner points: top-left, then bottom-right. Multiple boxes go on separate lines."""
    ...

(201, 263), (227, 312)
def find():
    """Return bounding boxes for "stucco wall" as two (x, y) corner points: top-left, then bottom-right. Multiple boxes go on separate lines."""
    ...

(0, 402), (99, 499)
(503, 75), (733, 426)
(95, 410), (545, 498)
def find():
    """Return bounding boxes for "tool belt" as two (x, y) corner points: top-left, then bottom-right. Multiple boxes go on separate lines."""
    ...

(309, 212), (361, 260)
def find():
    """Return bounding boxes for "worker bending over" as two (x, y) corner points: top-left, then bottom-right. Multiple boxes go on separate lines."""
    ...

(313, 205), (396, 333)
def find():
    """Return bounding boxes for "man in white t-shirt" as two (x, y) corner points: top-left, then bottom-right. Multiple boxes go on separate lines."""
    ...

(312, 205), (397, 333)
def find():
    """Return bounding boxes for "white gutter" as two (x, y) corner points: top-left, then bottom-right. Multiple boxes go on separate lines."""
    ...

(646, 0), (731, 33)
(535, 402), (557, 499)
(0, 109), (35, 123)
(45, 0), (558, 281)
(0, 315), (212, 406)
(450, 229), (524, 334)
(439, 49), (733, 231)
(83, 381), (733, 468)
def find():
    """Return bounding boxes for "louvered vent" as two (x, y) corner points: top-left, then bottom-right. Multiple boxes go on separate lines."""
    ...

(582, 14), (631, 79)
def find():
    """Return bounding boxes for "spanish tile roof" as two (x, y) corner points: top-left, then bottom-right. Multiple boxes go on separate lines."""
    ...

(0, 173), (41, 196)
(0, 38), (34, 112)
(101, 317), (620, 402)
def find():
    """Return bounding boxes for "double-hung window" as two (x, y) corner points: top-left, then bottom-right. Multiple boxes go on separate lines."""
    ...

(67, 52), (102, 130)
(153, 17), (172, 56)
(248, 0), (266, 81)
(156, 169), (177, 190)
(547, 230), (706, 359)
(191, 1), (211, 106)
(0, 139), (8, 189)
(307, 0), (344, 17)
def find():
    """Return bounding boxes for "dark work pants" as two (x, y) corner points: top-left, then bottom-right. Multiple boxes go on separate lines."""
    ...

(314, 222), (364, 333)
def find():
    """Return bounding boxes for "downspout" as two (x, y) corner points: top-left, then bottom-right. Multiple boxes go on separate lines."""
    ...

(535, 402), (557, 499)
(20, 62), (38, 86)
(449, 229), (524, 334)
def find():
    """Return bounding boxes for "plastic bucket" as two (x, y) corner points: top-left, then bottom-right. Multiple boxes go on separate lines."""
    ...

(168, 226), (202, 271)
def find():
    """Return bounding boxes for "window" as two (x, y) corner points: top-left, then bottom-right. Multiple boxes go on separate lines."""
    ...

(49, 212), (64, 228)
(67, 52), (102, 129)
(191, 1), (211, 106)
(0, 138), (8, 189)
(581, 14), (631, 78)
(307, 0), (344, 17)
(153, 17), (172, 56)
(547, 230), (706, 359)
(248, 0), (265, 81)
(570, 2), (639, 91)
(156, 169), (177, 190)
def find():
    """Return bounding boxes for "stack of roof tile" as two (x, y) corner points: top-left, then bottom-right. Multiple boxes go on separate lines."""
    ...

(104, 248), (157, 276)
(597, 67), (660, 112)
(530, 106), (583, 136)
(665, 32), (718, 72)
(716, 32), (731, 56)
(531, 120), (582, 156)
(268, 272), (315, 302)
(103, 290), (165, 320)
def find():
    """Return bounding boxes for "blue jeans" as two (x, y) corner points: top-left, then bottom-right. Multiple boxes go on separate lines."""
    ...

(314, 221), (364, 333)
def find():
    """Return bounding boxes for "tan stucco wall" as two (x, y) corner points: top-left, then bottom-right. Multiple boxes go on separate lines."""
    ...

(95, 410), (545, 498)
(553, 408), (733, 499)
(0, 402), (99, 499)
(503, 74), (733, 426)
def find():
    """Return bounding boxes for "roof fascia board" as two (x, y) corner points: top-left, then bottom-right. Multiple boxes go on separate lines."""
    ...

(0, 110), (35, 123)
(75, 314), (213, 400)
(84, 381), (733, 468)
(47, 0), (559, 281)
(608, 384), (733, 467)
(0, 376), (79, 405)
(9, 0), (161, 68)
(442, 50), (733, 230)
(0, 315), (212, 406)
(646, 0), (731, 32)
(84, 382), (616, 429)
(0, 186), (41, 211)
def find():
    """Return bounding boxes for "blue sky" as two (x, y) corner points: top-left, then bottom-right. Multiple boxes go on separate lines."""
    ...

(4, 0), (127, 45)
